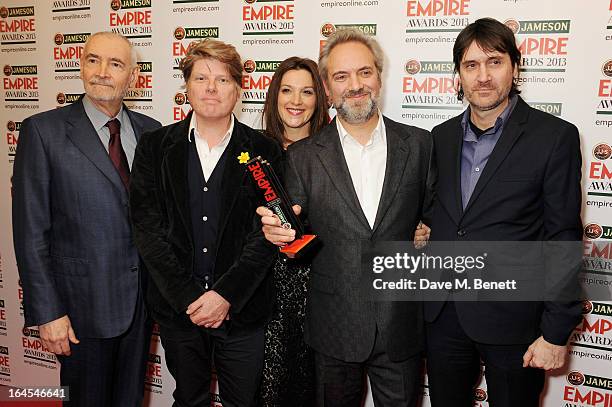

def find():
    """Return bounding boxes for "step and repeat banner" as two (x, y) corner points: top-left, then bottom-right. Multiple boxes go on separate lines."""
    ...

(1, 0), (611, 406)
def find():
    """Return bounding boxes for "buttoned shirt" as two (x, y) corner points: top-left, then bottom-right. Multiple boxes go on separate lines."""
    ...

(460, 95), (518, 209)
(82, 95), (137, 169)
(337, 113), (387, 228)
(188, 114), (234, 181)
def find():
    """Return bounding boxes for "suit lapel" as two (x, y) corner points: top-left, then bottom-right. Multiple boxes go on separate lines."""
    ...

(315, 119), (371, 231)
(450, 119), (464, 222)
(65, 99), (127, 199)
(162, 116), (191, 236)
(461, 98), (529, 217)
(371, 119), (411, 234)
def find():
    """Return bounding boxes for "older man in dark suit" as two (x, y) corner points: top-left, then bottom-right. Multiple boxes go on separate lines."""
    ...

(12, 32), (160, 406)
(259, 28), (433, 406)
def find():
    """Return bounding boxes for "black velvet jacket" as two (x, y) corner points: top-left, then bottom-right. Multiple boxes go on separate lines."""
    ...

(130, 113), (282, 331)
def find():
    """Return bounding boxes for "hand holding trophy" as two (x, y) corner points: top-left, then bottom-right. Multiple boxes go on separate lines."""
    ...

(242, 154), (316, 258)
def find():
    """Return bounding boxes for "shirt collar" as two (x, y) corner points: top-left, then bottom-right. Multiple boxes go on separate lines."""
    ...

(82, 94), (126, 132)
(188, 113), (235, 147)
(461, 94), (518, 141)
(337, 111), (385, 147)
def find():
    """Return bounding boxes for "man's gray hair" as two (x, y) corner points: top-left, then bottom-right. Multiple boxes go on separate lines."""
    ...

(318, 28), (384, 83)
(82, 31), (138, 67)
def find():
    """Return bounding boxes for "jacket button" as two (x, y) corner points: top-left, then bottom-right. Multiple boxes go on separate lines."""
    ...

(457, 229), (466, 237)
(130, 266), (138, 272)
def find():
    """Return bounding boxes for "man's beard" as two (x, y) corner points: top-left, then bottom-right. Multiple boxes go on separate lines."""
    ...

(335, 88), (378, 124)
(465, 83), (510, 112)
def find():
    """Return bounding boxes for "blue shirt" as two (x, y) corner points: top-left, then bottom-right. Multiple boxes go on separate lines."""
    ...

(460, 95), (518, 209)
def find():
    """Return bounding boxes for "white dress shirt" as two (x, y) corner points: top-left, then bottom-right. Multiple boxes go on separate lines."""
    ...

(337, 114), (387, 228)
(188, 114), (234, 181)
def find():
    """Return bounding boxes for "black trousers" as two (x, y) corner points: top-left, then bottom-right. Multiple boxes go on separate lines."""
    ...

(314, 328), (421, 407)
(58, 296), (151, 407)
(426, 302), (545, 407)
(160, 323), (265, 407)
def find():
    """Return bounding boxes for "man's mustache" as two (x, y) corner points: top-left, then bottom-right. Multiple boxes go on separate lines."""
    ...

(89, 78), (114, 87)
(343, 88), (371, 98)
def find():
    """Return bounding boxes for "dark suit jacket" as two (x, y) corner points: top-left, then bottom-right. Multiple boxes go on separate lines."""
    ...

(12, 97), (161, 338)
(285, 116), (433, 362)
(129, 113), (281, 331)
(425, 96), (583, 345)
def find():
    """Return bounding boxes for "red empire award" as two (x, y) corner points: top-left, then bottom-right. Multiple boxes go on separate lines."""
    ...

(243, 155), (316, 258)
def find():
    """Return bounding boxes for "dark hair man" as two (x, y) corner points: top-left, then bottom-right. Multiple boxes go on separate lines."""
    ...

(424, 18), (582, 407)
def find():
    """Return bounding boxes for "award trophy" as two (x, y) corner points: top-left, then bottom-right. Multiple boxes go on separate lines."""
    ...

(243, 155), (316, 258)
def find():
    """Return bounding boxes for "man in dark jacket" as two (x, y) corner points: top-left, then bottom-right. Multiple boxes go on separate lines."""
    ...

(13, 32), (160, 406)
(130, 39), (280, 407)
(424, 18), (583, 407)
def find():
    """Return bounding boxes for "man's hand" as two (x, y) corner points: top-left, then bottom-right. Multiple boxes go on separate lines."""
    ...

(414, 222), (431, 249)
(186, 290), (230, 328)
(39, 315), (80, 356)
(522, 335), (567, 370)
(256, 205), (301, 246)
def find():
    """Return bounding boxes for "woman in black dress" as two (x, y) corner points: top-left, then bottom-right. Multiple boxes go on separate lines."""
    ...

(258, 57), (330, 407)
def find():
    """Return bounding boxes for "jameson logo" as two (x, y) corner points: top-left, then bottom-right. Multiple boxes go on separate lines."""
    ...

(174, 26), (219, 40)
(172, 27), (218, 62)
(3, 65), (37, 75)
(22, 327), (40, 338)
(567, 371), (612, 391)
(594, 143), (612, 161)
(56, 92), (81, 105)
(174, 92), (187, 105)
(2, 6), (35, 17)
(137, 61), (152, 73)
(528, 102), (562, 116)
(320, 23), (376, 38)
(243, 60), (281, 73)
(404, 60), (453, 75)
(584, 223), (612, 240)
(583, 301), (612, 317)
(54, 32), (89, 45)
(505, 19), (570, 34)
(111, 0), (151, 10)
(473, 388), (487, 402)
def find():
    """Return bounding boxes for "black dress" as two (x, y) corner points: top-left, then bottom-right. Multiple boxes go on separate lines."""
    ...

(258, 256), (315, 406)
